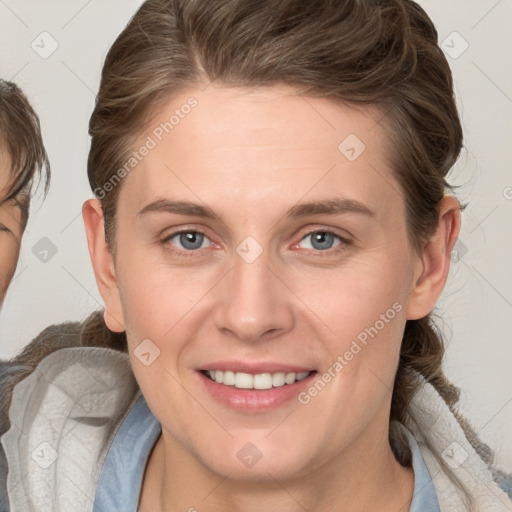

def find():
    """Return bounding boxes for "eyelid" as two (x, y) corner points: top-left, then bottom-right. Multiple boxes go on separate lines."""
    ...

(0, 223), (12, 233)
(299, 226), (351, 242)
(161, 225), (215, 243)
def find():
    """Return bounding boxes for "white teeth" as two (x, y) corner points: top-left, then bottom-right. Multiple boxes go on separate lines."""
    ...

(204, 370), (312, 389)
(272, 372), (286, 387)
(253, 373), (272, 390)
(296, 371), (310, 382)
(284, 372), (296, 385)
(234, 372), (253, 389)
(223, 370), (236, 386)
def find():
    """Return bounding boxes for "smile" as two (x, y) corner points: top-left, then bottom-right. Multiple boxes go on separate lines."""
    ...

(202, 370), (312, 389)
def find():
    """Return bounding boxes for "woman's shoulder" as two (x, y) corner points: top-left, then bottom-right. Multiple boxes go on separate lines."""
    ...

(403, 377), (512, 511)
(0, 313), (137, 511)
(0, 312), (128, 427)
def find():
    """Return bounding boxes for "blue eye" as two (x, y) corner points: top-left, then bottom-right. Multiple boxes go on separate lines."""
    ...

(167, 231), (210, 250)
(299, 231), (342, 251)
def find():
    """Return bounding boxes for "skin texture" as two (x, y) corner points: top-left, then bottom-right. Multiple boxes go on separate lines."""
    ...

(84, 84), (460, 512)
(0, 153), (23, 307)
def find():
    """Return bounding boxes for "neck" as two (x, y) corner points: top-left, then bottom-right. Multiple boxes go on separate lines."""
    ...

(139, 423), (414, 512)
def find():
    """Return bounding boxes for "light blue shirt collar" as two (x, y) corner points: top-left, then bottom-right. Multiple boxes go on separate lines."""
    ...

(93, 394), (440, 511)
(405, 427), (441, 511)
(93, 392), (161, 511)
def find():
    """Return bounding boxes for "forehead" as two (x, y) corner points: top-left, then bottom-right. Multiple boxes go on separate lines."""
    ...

(119, 84), (401, 219)
(147, 85), (384, 153)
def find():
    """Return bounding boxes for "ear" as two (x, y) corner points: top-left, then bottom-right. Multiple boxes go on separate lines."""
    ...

(406, 195), (461, 320)
(82, 199), (125, 332)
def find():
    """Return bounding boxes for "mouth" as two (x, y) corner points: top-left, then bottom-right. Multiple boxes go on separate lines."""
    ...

(197, 366), (318, 411)
(201, 369), (313, 389)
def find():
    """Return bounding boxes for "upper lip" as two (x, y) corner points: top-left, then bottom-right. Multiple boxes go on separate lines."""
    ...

(199, 360), (316, 374)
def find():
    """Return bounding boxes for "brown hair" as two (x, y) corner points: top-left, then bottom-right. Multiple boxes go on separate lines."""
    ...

(85, 0), (494, 503)
(0, 80), (50, 229)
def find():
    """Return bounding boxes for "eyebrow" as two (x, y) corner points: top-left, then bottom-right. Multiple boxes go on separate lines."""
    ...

(138, 199), (218, 219)
(0, 195), (26, 212)
(138, 197), (376, 222)
(287, 198), (376, 219)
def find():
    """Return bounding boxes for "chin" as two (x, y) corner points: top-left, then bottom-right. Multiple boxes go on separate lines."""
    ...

(192, 435), (318, 482)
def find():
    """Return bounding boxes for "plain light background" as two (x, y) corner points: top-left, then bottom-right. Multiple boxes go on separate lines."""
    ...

(0, 0), (511, 470)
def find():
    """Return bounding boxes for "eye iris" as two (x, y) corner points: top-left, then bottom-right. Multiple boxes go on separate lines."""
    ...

(180, 232), (204, 250)
(311, 232), (334, 250)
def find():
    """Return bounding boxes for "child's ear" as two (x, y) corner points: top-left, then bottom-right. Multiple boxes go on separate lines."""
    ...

(406, 195), (461, 320)
(82, 199), (125, 332)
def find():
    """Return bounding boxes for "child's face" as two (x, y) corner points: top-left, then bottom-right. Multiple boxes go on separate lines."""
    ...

(88, 84), (436, 480)
(0, 153), (23, 306)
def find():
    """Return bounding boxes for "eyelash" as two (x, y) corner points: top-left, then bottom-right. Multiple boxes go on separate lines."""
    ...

(160, 228), (351, 258)
(0, 223), (12, 234)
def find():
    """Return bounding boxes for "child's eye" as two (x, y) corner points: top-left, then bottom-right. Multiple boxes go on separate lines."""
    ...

(0, 223), (13, 234)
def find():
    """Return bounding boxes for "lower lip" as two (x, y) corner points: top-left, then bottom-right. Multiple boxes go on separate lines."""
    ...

(197, 371), (317, 412)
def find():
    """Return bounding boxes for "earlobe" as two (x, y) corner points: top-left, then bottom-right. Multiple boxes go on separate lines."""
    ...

(82, 199), (125, 332)
(406, 195), (461, 320)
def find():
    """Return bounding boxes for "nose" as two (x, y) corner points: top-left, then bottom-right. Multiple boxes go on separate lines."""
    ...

(213, 245), (294, 343)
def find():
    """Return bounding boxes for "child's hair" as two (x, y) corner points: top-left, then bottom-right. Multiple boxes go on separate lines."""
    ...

(0, 79), (50, 229)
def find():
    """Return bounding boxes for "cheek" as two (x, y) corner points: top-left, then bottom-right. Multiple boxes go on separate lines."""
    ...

(291, 267), (409, 448)
(290, 253), (411, 394)
(0, 238), (20, 297)
(117, 262), (217, 340)
(113, 240), (221, 372)
(116, 233), (412, 358)
(293, 252), (410, 338)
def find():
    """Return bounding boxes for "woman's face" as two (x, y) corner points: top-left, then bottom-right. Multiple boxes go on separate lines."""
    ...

(0, 154), (23, 307)
(88, 85), (436, 479)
